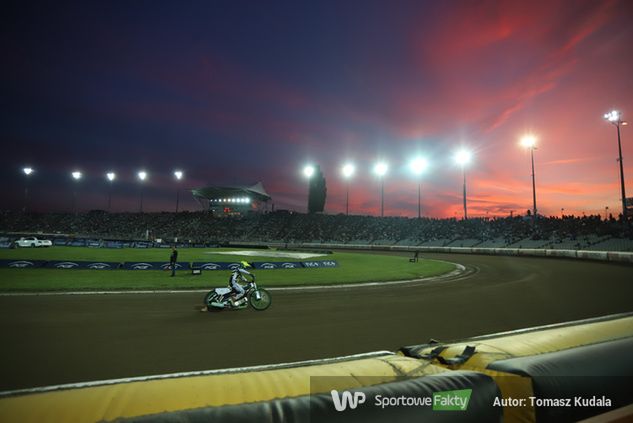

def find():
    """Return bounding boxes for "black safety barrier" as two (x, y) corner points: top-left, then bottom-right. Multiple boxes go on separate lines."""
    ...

(0, 241), (12, 248)
(487, 337), (633, 423)
(122, 262), (190, 270)
(0, 259), (48, 268)
(191, 262), (243, 271)
(44, 261), (121, 270)
(115, 371), (502, 423)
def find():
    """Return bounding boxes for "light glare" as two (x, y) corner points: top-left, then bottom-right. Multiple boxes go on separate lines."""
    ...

(374, 162), (388, 177)
(303, 165), (315, 178)
(174, 170), (183, 180)
(138, 171), (147, 181)
(604, 110), (620, 122)
(106, 172), (116, 181)
(23, 167), (33, 176)
(409, 157), (428, 175)
(72, 171), (82, 180)
(520, 135), (537, 148)
(454, 150), (472, 166)
(342, 163), (355, 178)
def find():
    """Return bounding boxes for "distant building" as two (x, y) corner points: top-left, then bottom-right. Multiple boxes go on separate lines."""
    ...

(191, 182), (271, 216)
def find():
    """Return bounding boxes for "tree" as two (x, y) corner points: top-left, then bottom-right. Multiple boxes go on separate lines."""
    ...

(308, 165), (327, 213)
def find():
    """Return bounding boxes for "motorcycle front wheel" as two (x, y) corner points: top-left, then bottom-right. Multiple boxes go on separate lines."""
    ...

(248, 288), (272, 311)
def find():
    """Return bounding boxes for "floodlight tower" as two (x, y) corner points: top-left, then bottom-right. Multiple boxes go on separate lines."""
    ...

(106, 172), (116, 211)
(454, 150), (472, 220)
(373, 162), (388, 217)
(303, 165), (315, 213)
(604, 110), (628, 219)
(174, 170), (183, 213)
(342, 163), (355, 215)
(409, 157), (428, 218)
(22, 167), (34, 212)
(71, 170), (82, 214)
(137, 170), (147, 213)
(520, 135), (538, 226)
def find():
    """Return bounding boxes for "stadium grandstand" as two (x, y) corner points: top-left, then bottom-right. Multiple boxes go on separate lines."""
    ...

(191, 182), (271, 216)
(1, 211), (632, 251)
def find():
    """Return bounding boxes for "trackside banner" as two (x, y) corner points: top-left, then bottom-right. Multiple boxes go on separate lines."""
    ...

(122, 262), (190, 270)
(0, 260), (48, 268)
(302, 260), (338, 268)
(44, 261), (121, 270)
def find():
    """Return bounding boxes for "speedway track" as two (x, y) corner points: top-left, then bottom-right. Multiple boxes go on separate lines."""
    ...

(1, 252), (632, 391)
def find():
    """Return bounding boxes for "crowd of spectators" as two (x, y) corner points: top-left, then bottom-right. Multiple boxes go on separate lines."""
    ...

(1, 210), (632, 246)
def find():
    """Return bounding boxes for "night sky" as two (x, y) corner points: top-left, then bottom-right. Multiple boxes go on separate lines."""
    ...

(2, 0), (632, 217)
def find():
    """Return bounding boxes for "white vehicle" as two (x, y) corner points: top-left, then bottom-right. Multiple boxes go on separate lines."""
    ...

(14, 237), (53, 248)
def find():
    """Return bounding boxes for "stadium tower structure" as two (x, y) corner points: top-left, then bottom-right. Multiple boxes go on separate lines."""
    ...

(191, 182), (271, 216)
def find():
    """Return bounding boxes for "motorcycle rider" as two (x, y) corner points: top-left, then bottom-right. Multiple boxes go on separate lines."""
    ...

(200, 260), (255, 312)
(229, 261), (255, 306)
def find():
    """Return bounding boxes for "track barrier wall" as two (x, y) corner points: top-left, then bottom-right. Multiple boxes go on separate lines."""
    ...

(1, 314), (631, 423)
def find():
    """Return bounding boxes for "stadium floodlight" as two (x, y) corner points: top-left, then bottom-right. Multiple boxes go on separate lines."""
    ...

(409, 157), (429, 218)
(245, 198), (251, 204)
(71, 171), (82, 214)
(342, 163), (355, 215)
(303, 165), (315, 178)
(22, 167), (34, 212)
(106, 172), (116, 211)
(603, 110), (628, 219)
(137, 170), (147, 212)
(453, 149), (472, 219)
(520, 135), (538, 226)
(174, 170), (184, 213)
(373, 161), (388, 217)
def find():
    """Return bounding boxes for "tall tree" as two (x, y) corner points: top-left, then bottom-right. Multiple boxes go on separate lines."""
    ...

(308, 165), (327, 213)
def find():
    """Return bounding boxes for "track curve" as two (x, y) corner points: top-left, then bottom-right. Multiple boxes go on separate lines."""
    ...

(1, 252), (632, 391)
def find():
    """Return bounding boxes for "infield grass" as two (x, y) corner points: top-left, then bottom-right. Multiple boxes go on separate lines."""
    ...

(0, 247), (455, 291)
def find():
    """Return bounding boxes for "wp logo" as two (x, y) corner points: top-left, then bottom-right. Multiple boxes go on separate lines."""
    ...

(330, 390), (366, 411)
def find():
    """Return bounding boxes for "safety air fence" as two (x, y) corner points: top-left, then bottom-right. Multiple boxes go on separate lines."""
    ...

(1, 313), (631, 423)
(251, 241), (633, 265)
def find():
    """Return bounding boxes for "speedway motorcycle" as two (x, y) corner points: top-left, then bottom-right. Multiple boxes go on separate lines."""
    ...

(203, 281), (272, 311)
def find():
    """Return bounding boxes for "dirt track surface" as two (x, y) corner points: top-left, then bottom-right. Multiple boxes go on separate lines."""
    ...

(1, 253), (632, 391)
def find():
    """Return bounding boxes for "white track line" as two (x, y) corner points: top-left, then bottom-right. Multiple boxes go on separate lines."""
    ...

(0, 350), (394, 397)
(0, 261), (467, 296)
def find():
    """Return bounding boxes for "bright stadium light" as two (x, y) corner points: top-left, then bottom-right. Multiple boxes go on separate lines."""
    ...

(604, 110), (628, 219)
(174, 170), (184, 212)
(303, 165), (315, 178)
(373, 161), (388, 217)
(409, 157), (429, 218)
(71, 170), (82, 214)
(106, 172), (116, 211)
(520, 135), (538, 226)
(341, 163), (355, 215)
(137, 170), (147, 212)
(453, 149), (472, 219)
(22, 167), (34, 212)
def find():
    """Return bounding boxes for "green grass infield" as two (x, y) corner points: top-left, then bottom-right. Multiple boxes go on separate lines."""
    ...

(0, 247), (456, 292)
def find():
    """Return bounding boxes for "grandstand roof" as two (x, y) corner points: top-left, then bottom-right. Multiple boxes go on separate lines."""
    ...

(191, 182), (271, 201)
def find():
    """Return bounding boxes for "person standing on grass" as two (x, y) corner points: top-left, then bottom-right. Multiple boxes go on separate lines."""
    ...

(170, 246), (178, 277)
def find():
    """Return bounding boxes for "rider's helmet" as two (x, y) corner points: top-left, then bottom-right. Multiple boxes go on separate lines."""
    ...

(240, 260), (252, 269)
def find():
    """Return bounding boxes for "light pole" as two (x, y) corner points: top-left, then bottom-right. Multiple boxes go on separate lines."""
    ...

(409, 157), (428, 218)
(342, 163), (355, 215)
(22, 167), (33, 212)
(138, 171), (147, 213)
(303, 165), (315, 213)
(174, 170), (183, 212)
(71, 171), (82, 214)
(454, 150), (471, 220)
(604, 110), (628, 220)
(520, 135), (538, 226)
(106, 172), (116, 212)
(373, 162), (388, 217)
